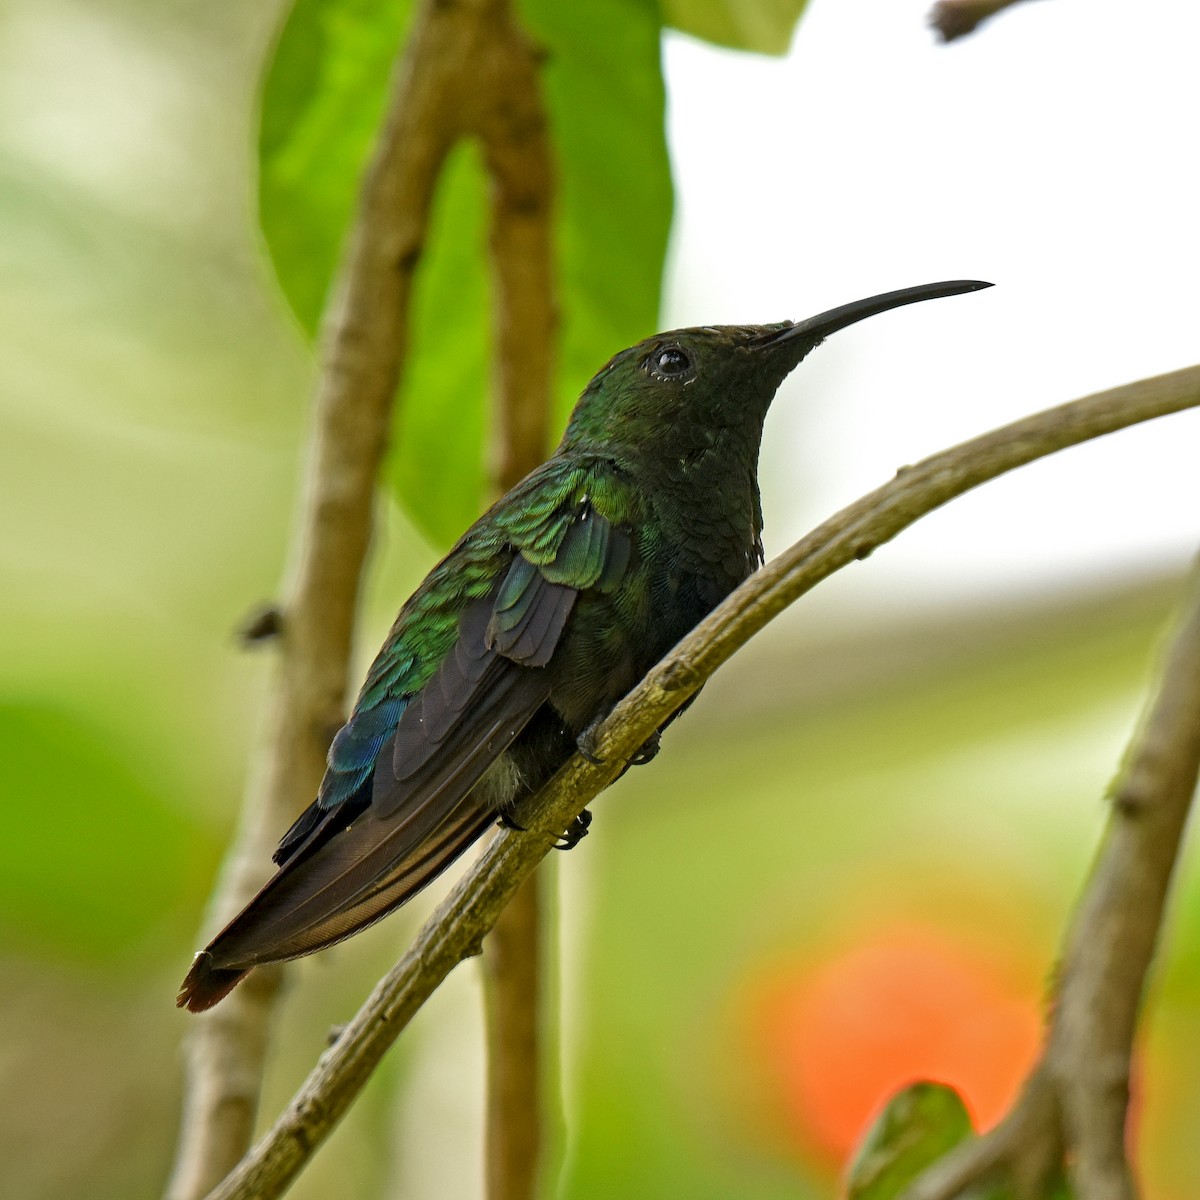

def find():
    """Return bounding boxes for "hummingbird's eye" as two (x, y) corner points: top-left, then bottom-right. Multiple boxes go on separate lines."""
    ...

(647, 345), (692, 380)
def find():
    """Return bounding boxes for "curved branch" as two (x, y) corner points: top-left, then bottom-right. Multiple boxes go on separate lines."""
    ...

(205, 364), (1200, 1200)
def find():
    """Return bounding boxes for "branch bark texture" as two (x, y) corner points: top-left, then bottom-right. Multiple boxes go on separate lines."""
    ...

(904, 556), (1200, 1199)
(168, 1), (521, 1196)
(482, 875), (545, 1200)
(203, 364), (1200, 1200)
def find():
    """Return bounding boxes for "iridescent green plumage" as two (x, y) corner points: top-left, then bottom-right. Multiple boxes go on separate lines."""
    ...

(178, 280), (991, 1011)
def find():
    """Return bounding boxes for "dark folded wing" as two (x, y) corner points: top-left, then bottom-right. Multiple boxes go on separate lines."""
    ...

(178, 503), (631, 1011)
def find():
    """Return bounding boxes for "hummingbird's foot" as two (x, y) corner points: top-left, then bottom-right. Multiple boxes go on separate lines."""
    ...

(628, 731), (661, 766)
(577, 720), (661, 768)
(575, 719), (606, 765)
(555, 810), (593, 851)
(497, 811), (527, 833)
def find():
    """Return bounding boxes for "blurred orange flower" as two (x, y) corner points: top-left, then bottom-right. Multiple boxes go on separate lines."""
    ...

(750, 922), (1043, 1159)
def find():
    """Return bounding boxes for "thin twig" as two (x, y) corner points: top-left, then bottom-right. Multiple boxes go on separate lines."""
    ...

(474, 7), (558, 1199)
(166, 1), (503, 1195)
(904, 554), (1200, 1200)
(203, 364), (1200, 1200)
(928, 0), (1045, 42)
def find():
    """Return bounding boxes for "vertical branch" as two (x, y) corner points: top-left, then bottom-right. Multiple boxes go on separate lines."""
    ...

(482, 877), (546, 1200)
(475, 8), (558, 1200)
(480, 15), (556, 495)
(167, 2), (489, 1196)
(906, 555), (1200, 1199)
(1045, 561), (1200, 1196)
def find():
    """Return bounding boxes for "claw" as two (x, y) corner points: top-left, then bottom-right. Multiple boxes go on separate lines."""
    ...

(497, 811), (527, 833)
(628, 731), (661, 766)
(578, 720), (661, 769)
(575, 724), (605, 765)
(555, 809), (593, 850)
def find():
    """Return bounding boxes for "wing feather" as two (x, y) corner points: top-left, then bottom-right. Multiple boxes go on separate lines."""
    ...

(179, 482), (637, 1011)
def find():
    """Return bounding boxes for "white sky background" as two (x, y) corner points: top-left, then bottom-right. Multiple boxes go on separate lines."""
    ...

(1, 0), (1195, 617)
(662, 0), (1200, 606)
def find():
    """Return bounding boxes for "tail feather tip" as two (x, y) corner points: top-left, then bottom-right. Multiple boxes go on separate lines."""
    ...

(176, 951), (249, 1013)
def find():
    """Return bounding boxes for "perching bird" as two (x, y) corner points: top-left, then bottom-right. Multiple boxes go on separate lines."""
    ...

(178, 279), (991, 1011)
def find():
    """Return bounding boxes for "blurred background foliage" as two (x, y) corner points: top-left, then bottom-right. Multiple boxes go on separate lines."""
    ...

(1, 1), (1197, 1198)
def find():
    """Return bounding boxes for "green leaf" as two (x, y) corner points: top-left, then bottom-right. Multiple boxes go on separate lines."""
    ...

(259, 0), (413, 336)
(847, 1081), (975, 1200)
(662, 0), (811, 55)
(523, 0), (672, 425)
(847, 1082), (1079, 1200)
(257, 0), (671, 546)
(388, 143), (491, 541)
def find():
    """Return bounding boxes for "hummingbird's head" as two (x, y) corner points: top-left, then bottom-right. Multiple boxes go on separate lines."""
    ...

(558, 280), (992, 460)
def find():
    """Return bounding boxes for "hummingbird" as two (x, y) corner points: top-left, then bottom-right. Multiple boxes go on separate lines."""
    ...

(178, 279), (991, 1011)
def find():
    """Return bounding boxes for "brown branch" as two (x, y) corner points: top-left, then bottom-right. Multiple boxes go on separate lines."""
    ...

(928, 0), (1045, 42)
(903, 554), (1200, 1200)
(202, 364), (1200, 1200)
(482, 876), (545, 1200)
(478, 11), (556, 495)
(166, 1), (505, 1196)
(474, 8), (558, 1200)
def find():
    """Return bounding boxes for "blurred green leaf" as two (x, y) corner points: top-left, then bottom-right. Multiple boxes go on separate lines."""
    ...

(662, 0), (810, 55)
(0, 701), (209, 959)
(258, 0), (671, 545)
(844, 1081), (1076, 1200)
(847, 1081), (975, 1200)
(259, 0), (412, 336)
(520, 0), (671, 411)
(389, 143), (491, 541)
(1046, 1174), (1076, 1199)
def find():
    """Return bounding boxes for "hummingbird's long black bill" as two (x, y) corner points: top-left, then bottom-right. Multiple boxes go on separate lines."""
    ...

(774, 279), (993, 346)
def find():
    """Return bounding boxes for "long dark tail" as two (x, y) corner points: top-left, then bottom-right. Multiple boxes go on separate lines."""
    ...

(176, 799), (494, 1013)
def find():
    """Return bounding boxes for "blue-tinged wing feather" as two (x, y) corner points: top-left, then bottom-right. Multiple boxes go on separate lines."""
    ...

(177, 468), (638, 1012)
